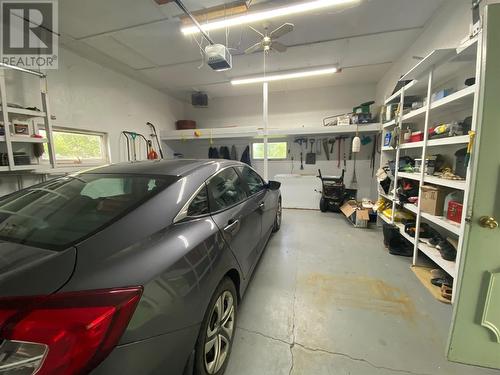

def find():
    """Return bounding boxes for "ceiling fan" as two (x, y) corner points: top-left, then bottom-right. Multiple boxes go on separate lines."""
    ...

(244, 23), (294, 54)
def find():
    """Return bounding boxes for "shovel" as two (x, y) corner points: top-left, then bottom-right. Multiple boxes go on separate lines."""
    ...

(306, 139), (316, 164)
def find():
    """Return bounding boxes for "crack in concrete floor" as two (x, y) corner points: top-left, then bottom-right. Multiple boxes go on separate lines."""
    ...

(236, 326), (431, 375)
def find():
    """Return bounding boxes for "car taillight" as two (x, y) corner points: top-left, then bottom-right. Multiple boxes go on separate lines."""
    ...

(0, 287), (143, 375)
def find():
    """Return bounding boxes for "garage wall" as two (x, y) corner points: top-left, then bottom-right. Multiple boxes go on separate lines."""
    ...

(375, 0), (473, 102)
(168, 83), (381, 205)
(185, 84), (377, 130)
(0, 47), (183, 195)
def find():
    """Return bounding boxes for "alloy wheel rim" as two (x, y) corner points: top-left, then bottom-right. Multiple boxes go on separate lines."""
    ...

(276, 201), (282, 227)
(204, 291), (235, 374)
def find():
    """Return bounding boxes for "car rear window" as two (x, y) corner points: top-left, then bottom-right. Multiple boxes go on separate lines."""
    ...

(0, 173), (177, 250)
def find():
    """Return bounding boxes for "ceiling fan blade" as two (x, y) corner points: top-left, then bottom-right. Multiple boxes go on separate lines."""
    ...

(245, 42), (263, 54)
(270, 23), (294, 39)
(271, 41), (287, 53)
(248, 25), (264, 38)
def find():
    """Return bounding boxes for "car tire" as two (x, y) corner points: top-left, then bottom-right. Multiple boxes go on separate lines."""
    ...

(319, 197), (328, 212)
(272, 198), (282, 233)
(194, 278), (237, 375)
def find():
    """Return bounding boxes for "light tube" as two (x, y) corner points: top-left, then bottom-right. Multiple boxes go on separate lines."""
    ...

(181, 0), (360, 35)
(231, 67), (340, 85)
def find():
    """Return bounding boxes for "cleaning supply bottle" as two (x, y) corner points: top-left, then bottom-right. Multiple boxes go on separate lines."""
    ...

(384, 132), (392, 147)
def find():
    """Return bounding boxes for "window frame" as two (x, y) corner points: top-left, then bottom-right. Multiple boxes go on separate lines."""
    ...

(236, 166), (265, 197)
(206, 167), (249, 214)
(186, 184), (210, 218)
(173, 182), (211, 223)
(173, 165), (267, 224)
(251, 141), (288, 160)
(39, 126), (110, 167)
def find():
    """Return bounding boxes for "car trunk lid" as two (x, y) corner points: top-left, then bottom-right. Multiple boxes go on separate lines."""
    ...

(0, 240), (76, 297)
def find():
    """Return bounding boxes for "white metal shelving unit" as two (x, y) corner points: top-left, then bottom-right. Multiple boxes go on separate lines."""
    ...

(378, 36), (481, 303)
(161, 123), (382, 141)
(162, 124), (382, 181)
(0, 66), (55, 182)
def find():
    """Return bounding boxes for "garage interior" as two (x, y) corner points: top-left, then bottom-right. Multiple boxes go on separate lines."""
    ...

(1, 0), (499, 374)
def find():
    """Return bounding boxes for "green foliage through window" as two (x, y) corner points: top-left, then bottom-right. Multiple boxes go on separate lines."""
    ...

(252, 142), (287, 160)
(40, 129), (105, 163)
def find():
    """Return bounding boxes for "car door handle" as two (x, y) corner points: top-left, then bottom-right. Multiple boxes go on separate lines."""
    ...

(224, 219), (240, 234)
(258, 202), (265, 210)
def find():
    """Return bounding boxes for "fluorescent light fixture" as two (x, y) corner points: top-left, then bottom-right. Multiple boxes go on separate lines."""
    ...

(231, 67), (340, 85)
(181, 0), (360, 35)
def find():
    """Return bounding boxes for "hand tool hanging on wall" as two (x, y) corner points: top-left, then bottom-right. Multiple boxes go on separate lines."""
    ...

(146, 122), (164, 159)
(336, 136), (348, 170)
(294, 137), (307, 170)
(329, 138), (336, 154)
(147, 140), (159, 160)
(121, 132), (131, 161)
(350, 128), (361, 189)
(337, 137), (342, 169)
(350, 154), (358, 189)
(328, 138), (335, 162)
(306, 139), (316, 165)
(121, 131), (149, 161)
(371, 134), (378, 177)
(322, 139), (330, 160)
(316, 139), (321, 155)
(343, 137), (347, 170)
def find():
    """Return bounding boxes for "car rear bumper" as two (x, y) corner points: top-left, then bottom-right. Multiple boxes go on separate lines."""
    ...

(91, 324), (200, 375)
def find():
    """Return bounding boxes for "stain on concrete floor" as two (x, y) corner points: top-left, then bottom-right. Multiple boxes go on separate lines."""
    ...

(302, 273), (416, 322)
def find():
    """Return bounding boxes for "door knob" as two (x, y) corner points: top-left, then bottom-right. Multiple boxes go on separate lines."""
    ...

(479, 216), (499, 229)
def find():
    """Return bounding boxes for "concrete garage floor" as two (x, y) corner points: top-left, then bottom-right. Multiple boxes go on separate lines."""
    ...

(225, 209), (500, 375)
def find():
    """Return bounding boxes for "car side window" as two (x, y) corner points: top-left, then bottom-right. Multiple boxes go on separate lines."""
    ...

(187, 184), (209, 217)
(207, 168), (248, 212)
(238, 166), (265, 195)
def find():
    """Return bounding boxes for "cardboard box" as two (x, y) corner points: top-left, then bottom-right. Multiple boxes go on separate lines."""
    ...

(340, 202), (370, 228)
(337, 115), (351, 126)
(420, 185), (448, 216)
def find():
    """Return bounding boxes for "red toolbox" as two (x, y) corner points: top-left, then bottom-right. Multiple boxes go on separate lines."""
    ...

(447, 201), (463, 223)
(409, 131), (424, 142)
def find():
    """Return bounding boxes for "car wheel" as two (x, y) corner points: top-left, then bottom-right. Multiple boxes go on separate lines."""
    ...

(320, 197), (328, 212)
(272, 198), (282, 233)
(194, 278), (237, 375)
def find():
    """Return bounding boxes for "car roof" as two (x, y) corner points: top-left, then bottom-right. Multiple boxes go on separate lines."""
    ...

(79, 159), (246, 178)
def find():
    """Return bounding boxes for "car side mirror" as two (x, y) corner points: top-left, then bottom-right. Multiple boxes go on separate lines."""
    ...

(266, 180), (281, 190)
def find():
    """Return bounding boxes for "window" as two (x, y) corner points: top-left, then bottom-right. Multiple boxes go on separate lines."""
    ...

(207, 168), (247, 211)
(0, 173), (176, 250)
(39, 128), (108, 165)
(238, 166), (264, 195)
(252, 142), (287, 160)
(187, 185), (209, 217)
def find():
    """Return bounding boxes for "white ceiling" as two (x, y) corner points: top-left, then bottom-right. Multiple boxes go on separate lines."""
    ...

(59, 0), (444, 100)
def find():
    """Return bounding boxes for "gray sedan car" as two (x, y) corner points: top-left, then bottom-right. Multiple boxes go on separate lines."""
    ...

(0, 159), (282, 375)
